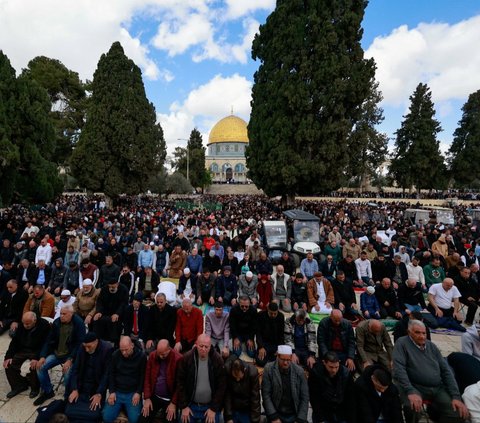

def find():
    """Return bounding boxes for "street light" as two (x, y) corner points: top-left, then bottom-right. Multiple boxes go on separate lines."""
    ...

(177, 138), (189, 182)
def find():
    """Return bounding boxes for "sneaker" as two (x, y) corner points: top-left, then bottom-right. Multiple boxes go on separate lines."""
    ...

(29, 389), (39, 399)
(6, 385), (28, 398)
(33, 390), (55, 406)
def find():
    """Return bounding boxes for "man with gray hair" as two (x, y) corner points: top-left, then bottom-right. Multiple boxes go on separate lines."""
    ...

(271, 265), (292, 312)
(393, 319), (469, 422)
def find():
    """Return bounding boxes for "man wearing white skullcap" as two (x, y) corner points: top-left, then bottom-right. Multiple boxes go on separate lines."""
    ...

(261, 344), (309, 423)
(54, 289), (76, 319)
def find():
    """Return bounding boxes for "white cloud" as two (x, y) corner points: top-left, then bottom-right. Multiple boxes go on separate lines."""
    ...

(366, 15), (480, 107)
(0, 0), (166, 81)
(157, 73), (252, 155)
(224, 0), (275, 19)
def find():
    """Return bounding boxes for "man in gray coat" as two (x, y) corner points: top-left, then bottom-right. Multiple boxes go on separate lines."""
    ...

(261, 344), (309, 423)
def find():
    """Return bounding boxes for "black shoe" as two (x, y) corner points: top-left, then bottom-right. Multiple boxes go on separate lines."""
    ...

(6, 385), (29, 398)
(33, 390), (54, 406)
(29, 389), (39, 399)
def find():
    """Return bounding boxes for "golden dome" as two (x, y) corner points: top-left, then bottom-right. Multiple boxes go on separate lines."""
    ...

(208, 115), (249, 144)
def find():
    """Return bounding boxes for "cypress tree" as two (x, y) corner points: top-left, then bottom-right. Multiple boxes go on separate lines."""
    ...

(390, 83), (446, 192)
(449, 90), (480, 188)
(70, 42), (166, 197)
(246, 0), (375, 199)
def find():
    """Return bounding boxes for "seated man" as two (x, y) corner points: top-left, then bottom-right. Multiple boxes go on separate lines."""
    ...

(238, 271), (259, 307)
(215, 265), (238, 307)
(306, 271), (334, 314)
(123, 292), (149, 345)
(462, 323), (480, 361)
(65, 332), (114, 423)
(427, 277), (466, 332)
(375, 277), (402, 319)
(331, 270), (360, 320)
(455, 266), (480, 326)
(205, 301), (230, 359)
(255, 302), (285, 367)
(284, 309), (317, 368)
(145, 293), (176, 350)
(176, 334), (226, 423)
(262, 345), (309, 423)
(93, 279), (129, 344)
(23, 284), (55, 319)
(35, 305), (86, 406)
(271, 265), (291, 312)
(73, 279), (100, 327)
(102, 336), (147, 423)
(398, 278), (438, 328)
(360, 286), (381, 319)
(317, 309), (356, 371)
(291, 272), (308, 311)
(224, 358), (261, 423)
(308, 351), (355, 423)
(174, 297), (203, 353)
(393, 319), (469, 423)
(229, 295), (257, 358)
(139, 339), (182, 423)
(196, 268), (216, 306)
(53, 289), (76, 320)
(177, 267), (198, 303)
(355, 364), (403, 423)
(0, 278), (28, 336)
(3, 311), (51, 399)
(355, 319), (393, 370)
(393, 311), (431, 343)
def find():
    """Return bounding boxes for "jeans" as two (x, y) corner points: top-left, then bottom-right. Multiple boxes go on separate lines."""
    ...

(179, 403), (220, 423)
(230, 411), (250, 423)
(232, 335), (255, 358)
(37, 354), (70, 394)
(102, 391), (142, 423)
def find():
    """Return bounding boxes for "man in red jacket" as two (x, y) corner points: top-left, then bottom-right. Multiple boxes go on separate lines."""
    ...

(139, 339), (182, 423)
(174, 298), (203, 353)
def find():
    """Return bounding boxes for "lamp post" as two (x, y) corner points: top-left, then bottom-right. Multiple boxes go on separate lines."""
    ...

(177, 138), (189, 182)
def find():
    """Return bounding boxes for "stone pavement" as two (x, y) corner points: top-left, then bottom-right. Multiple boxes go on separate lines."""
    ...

(0, 327), (463, 423)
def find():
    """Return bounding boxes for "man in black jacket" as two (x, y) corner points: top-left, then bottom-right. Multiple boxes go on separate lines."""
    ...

(375, 278), (402, 319)
(176, 334), (226, 423)
(308, 351), (355, 423)
(65, 332), (114, 423)
(3, 311), (51, 398)
(255, 302), (284, 367)
(0, 278), (28, 335)
(102, 336), (147, 423)
(145, 293), (176, 350)
(229, 295), (257, 359)
(93, 279), (129, 345)
(355, 364), (403, 423)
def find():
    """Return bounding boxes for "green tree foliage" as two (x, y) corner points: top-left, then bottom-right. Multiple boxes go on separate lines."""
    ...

(449, 90), (480, 188)
(174, 128), (210, 190)
(389, 83), (446, 192)
(246, 0), (375, 197)
(0, 51), (62, 205)
(24, 56), (86, 165)
(165, 172), (192, 195)
(70, 42), (166, 197)
(346, 77), (388, 189)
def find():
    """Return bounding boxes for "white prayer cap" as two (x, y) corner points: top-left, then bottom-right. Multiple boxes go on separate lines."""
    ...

(83, 279), (93, 286)
(61, 289), (71, 296)
(366, 286), (375, 294)
(246, 271), (253, 278)
(277, 345), (292, 355)
(184, 268), (191, 274)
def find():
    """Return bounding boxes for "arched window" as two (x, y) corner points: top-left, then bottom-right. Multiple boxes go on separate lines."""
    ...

(210, 163), (219, 172)
(234, 163), (245, 173)
(222, 163), (232, 172)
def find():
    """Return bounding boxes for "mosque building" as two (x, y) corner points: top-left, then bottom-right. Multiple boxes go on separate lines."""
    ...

(205, 114), (250, 183)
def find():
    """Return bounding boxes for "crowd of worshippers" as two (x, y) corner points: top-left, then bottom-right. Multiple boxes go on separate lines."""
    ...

(1, 197), (480, 422)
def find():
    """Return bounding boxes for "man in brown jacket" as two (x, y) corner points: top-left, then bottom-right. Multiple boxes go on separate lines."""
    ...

(23, 284), (55, 319)
(168, 245), (187, 278)
(73, 278), (100, 327)
(307, 272), (335, 314)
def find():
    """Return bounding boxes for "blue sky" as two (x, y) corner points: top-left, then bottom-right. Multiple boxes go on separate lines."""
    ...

(1, 0), (479, 157)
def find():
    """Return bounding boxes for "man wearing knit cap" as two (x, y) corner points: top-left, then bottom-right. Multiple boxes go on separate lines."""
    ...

(262, 344), (309, 423)
(65, 331), (114, 423)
